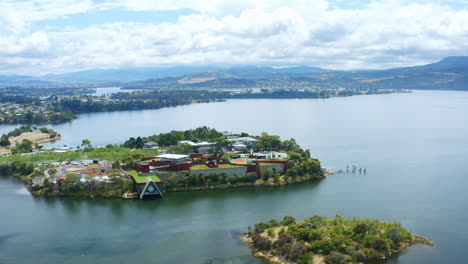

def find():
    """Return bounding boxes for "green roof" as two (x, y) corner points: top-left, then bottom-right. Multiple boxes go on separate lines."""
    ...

(190, 164), (242, 171)
(128, 170), (162, 184)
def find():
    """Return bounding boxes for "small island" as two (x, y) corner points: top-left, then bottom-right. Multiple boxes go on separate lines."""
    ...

(242, 216), (432, 264)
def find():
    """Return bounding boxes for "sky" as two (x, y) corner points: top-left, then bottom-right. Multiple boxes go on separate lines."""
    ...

(0, 0), (467, 75)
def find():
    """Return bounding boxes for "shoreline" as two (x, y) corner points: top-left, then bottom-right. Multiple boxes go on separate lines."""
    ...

(242, 234), (433, 264)
(240, 217), (433, 264)
(23, 171), (333, 199)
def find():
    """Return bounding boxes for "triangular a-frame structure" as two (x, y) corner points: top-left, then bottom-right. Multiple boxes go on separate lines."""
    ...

(139, 177), (163, 199)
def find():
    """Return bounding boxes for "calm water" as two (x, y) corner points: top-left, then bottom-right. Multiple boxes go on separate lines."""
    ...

(1, 91), (468, 263)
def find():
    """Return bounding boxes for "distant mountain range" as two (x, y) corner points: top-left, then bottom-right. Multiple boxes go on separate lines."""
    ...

(1, 56), (468, 90)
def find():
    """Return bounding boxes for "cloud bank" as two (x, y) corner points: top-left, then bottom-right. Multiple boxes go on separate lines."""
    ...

(1, 0), (467, 75)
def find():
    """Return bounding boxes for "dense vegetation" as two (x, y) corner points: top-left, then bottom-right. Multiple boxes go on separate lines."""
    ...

(0, 161), (35, 177)
(0, 146), (158, 163)
(0, 108), (76, 124)
(114, 88), (391, 101)
(142, 126), (224, 147)
(52, 96), (193, 114)
(36, 172), (135, 197)
(164, 172), (258, 191)
(0, 87), (95, 96)
(245, 216), (431, 264)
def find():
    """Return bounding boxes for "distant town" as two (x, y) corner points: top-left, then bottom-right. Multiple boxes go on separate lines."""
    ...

(0, 87), (401, 125)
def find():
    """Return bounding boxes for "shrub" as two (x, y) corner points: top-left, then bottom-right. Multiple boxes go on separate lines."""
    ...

(281, 216), (296, 226)
(276, 233), (295, 247)
(325, 251), (350, 264)
(387, 228), (402, 247)
(372, 238), (388, 253)
(267, 228), (276, 238)
(288, 243), (307, 261)
(254, 222), (270, 234)
(354, 223), (370, 235)
(252, 235), (272, 251)
(269, 219), (280, 227)
(299, 253), (312, 264)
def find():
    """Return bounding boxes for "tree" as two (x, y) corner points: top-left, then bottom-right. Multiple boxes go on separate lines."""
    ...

(256, 132), (281, 151)
(387, 229), (403, 247)
(281, 216), (296, 226)
(122, 153), (144, 169)
(135, 137), (144, 149)
(252, 235), (272, 251)
(81, 139), (93, 151)
(262, 168), (274, 181)
(281, 138), (301, 152)
(112, 161), (121, 169)
(12, 139), (33, 154)
(0, 136), (10, 147)
(372, 238), (388, 253)
(325, 251), (349, 264)
(167, 143), (193, 154)
(211, 136), (230, 155)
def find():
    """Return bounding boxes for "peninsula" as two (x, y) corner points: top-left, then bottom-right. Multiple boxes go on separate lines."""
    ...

(0, 127), (329, 199)
(242, 216), (432, 264)
(0, 125), (60, 155)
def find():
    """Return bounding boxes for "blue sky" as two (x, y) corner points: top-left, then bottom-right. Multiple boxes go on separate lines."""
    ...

(1, 0), (467, 75)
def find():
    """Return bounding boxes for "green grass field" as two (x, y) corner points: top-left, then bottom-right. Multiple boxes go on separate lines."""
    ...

(128, 170), (162, 183)
(0, 148), (159, 163)
(190, 163), (242, 171)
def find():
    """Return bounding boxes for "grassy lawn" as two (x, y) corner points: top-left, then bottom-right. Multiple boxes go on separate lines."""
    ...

(190, 163), (242, 170)
(190, 164), (210, 170)
(0, 147), (159, 163)
(258, 162), (281, 166)
(128, 170), (162, 183)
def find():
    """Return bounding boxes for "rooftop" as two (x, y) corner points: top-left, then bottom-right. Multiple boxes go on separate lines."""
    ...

(156, 154), (189, 160)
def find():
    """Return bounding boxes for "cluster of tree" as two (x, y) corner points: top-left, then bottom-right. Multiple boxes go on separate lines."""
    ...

(40, 172), (134, 197)
(122, 126), (232, 154)
(52, 96), (193, 114)
(261, 168), (281, 183)
(122, 137), (145, 149)
(113, 88), (391, 102)
(285, 159), (324, 179)
(0, 94), (41, 104)
(0, 109), (76, 124)
(11, 139), (35, 154)
(0, 161), (34, 176)
(39, 127), (59, 138)
(247, 216), (418, 264)
(254, 132), (304, 154)
(0, 125), (33, 146)
(145, 126), (223, 147)
(0, 87), (95, 96)
(164, 172), (257, 191)
(111, 89), (231, 101)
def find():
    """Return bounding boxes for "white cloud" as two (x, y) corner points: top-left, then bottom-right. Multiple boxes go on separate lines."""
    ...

(0, 0), (468, 75)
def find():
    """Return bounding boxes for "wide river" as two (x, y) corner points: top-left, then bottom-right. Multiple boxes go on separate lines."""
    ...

(1, 90), (468, 264)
